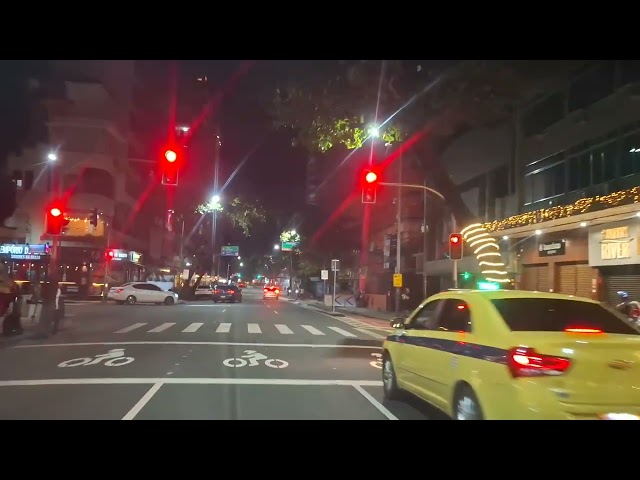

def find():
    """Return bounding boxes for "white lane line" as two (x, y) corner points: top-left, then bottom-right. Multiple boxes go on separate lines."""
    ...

(121, 382), (163, 420)
(352, 384), (398, 420)
(274, 324), (293, 335)
(0, 378), (384, 387)
(247, 323), (261, 334)
(147, 322), (175, 333)
(222, 309), (227, 313)
(216, 323), (231, 333)
(115, 323), (147, 334)
(273, 310), (279, 314)
(14, 341), (381, 349)
(328, 326), (357, 338)
(301, 325), (325, 336)
(182, 323), (203, 333)
(355, 328), (387, 340)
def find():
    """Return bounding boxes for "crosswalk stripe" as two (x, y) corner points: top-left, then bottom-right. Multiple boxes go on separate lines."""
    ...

(274, 324), (293, 334)
(148, 322), (175, 333)
(115, 323), (147, 333)
(182, 322), (203, 333)
(216, 323), (231, 333)
(247, 323), (261, 334)
(301, 325), (325, 336)
(328, 326), (357, 338)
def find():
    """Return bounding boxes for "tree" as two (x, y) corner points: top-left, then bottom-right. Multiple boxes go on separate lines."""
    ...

(0, 60), (50, 226)
(183, 196), (267, 296)
(269, 60), (586, 225)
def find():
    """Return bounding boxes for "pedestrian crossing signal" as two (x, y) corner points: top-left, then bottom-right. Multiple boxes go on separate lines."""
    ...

(362, 185), (377, 204)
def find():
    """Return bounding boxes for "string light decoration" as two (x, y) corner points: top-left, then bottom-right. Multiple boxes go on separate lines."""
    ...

(460, 223), (510, 283)
(483, 186), (640, 233)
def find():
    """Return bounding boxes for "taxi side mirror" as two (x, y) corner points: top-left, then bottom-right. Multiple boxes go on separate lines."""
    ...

(390, 316), (406, 329)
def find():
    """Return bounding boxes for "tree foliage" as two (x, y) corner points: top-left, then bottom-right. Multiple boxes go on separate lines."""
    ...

(269, 60), (586, 224)
(195, 197), (267, 237)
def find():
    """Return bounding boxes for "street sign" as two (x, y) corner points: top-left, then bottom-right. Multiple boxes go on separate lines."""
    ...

(221, 245), (239, 256)
(281, 241), (298, 251)
(393, 273), (403, 288)
(331, 259), (340, 271)
(321, 269), (329, 280)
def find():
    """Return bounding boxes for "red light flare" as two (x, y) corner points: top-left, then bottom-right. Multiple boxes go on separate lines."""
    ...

(165, 150), (177, 162)
(365, 171), (377, 183)
(310, 191), (360, 246)
(49, 207), (62, 217)
(451, 235), (460, 243)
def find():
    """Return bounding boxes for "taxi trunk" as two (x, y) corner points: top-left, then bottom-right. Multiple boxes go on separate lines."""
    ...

(508, 331), (640, 408)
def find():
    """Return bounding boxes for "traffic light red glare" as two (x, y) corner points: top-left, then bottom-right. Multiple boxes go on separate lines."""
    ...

(45, 204), (68, 235)
(449, 233), (463, 260)
(105, 249), (115, 261)
(365, 171), (377, 183)
(165, 150), (177, 163)
(362, 170), (378, 204)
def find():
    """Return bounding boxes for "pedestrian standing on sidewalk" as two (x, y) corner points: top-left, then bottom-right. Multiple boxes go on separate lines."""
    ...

(401, 288), (411, 315)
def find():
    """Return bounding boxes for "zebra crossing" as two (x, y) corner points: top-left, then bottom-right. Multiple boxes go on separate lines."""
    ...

(113, 322), (360, 338)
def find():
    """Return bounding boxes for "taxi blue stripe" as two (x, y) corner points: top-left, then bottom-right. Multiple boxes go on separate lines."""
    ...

(385, 334), (508, 364)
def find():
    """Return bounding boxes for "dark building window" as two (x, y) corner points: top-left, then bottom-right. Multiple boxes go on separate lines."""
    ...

(75, 168), (115, 199)
(523, 162), (565, 204)
(522, 92), (566, 137)
(23, 170), (34, 190)
(568, 62), (615, 112)
(621, 133), (640, 176)
(568, 153), (591, 191)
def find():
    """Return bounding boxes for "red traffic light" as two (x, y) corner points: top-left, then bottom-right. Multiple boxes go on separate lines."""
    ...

(50, 207), (62, 217)
(105, 249), (115, 260)
(450, 235), (460, 244)
(165, 150), (177, 163)
(365, 171), (378, 183)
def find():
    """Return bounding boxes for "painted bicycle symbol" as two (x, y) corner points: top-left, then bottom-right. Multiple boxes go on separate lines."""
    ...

(58, 348), (135, 368)
(223, 350), (288, 369)
(370, 352), (383, 369)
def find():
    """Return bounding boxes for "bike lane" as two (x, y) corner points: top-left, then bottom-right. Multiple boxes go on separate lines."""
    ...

(0, 342), (402, 420)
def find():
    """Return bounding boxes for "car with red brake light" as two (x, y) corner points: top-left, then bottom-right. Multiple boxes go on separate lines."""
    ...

(263, 285), (280, 300)
(382, 289), (640, 420)
(212, 284), (242, 303)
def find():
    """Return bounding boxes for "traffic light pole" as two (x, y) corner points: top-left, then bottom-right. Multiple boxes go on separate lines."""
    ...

(102, 225), (111, 302)
(394, 154), (402, 314)
(452, 215), (458, 289)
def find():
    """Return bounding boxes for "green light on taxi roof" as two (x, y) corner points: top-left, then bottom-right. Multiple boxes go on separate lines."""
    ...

(477, 281), (500, 291)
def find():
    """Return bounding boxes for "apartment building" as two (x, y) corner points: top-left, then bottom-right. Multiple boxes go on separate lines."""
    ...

(457, 61), (640, 304)
(2, 61), (148, 295)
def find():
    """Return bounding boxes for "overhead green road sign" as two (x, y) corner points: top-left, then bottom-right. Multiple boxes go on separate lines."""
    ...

(221, 245), (239, 257)
(281, 241), (298, 252)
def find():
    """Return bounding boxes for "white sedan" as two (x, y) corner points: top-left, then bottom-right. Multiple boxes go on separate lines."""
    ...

(107, 282), (179, 305)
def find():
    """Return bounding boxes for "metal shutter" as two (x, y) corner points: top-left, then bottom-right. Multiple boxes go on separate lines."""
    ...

(556, 262), (595, 299)
(604, 275), (640, 306)
(521, 264), (549, 292)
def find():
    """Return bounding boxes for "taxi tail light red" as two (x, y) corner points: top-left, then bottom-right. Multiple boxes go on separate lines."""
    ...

(507, 347), (572, 378)
(564, 327), (603, 333)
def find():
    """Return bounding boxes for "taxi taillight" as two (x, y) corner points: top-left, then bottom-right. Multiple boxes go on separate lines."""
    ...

(507, 347), (572, 378)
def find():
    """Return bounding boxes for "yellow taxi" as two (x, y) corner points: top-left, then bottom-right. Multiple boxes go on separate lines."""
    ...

(381, 289), (640, 420)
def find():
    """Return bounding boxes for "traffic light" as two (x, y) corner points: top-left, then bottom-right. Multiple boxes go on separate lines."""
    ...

(362, 170), (378, 204)
(45, 203), (69, 235)
(105, 249), (115, 261)
(89, 208), (98, 228)
(162, 148), (180, 186)
(449, 233), (463, 260)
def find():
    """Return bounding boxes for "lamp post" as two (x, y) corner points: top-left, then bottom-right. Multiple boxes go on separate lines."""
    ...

(210, 194), (221, 275)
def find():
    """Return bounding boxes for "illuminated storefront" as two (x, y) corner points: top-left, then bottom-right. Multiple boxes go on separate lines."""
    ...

(0, 243), (52, 281)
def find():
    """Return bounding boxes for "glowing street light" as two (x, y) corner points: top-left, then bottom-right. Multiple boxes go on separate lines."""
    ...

(368, 125), (380, 138)
(47, 153), (57, 162)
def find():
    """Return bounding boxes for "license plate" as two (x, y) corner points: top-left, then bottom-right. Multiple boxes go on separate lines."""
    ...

(599, 413), (640, 420)
(220, 295), (228, 299)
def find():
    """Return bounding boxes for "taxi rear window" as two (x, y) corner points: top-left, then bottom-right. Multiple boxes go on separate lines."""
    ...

(491, 298), (639, 335)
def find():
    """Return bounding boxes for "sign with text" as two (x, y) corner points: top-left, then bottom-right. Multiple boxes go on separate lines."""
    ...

(588, 222), (639, 267)
(331, 259), (340, 271)
(538, 240), (566, 257)
(321, 269), (329, 280)
(281, 241), (298, 252)
(393, 273), (403, 288)
(0, 243), (50, 260)
(221, 245), (239, 257)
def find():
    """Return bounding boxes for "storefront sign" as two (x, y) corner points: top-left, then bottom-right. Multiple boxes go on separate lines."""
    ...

(0, 243), (50, 260)
(588, 222), (639, 267)
(130, 251), (142, 264)
(538, 240), (566, 257)
(110, 249), (129, 261)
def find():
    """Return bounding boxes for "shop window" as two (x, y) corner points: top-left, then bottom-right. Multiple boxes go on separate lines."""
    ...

(621, 133), (640, 176)
(568, 62), (615, 112)
(522, 91), (566, 137)
(568, 154), (591, 191)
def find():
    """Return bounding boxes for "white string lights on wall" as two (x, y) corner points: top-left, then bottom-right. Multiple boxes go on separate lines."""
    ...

(460, 223), (510, 283)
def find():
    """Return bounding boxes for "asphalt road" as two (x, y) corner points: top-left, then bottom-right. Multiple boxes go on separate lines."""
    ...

(0, 288), (442, 420)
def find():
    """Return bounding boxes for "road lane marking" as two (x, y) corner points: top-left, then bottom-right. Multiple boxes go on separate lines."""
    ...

(182, 323), (203, 333)
(122, 382), (163, 420)
(273, 310), (279, 314)
(0, 378), (384, 387)
(148, 323), (175, 333)
(274, 324), (293, 335)
(328, 326), (357, 338)
(355, 328), (387, 340)
(301, 325), (325, 335)
(247, 323), (261, 334)
(115, 323), (147, 334)
(216, 323), (231, 333)
(14, 341), (381, 349)
(352, 384), (398, 420)
(222, 309), (227, 313)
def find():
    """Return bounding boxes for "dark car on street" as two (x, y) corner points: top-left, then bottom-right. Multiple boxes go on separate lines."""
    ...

(212, 284), (243, 303)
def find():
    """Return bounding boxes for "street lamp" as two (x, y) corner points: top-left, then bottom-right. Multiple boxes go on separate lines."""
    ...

(209, 194), (222, 275)
(47, 153), (57, 162)
(240, 262), (243, 267)
(367, 125), (380, 138)
(273, 244), (280, 250)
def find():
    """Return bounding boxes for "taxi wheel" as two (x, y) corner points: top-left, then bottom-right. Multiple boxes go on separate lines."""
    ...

(382, 356), (401, 400)
(164, 296), (175, 306)
(453, 385), (484, 420)
(126, 295), (136, 305)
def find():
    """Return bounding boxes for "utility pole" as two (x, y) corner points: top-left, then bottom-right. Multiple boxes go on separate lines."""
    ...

(211, 120), (221, 275)
(422, 178), (428, 299)
(394, 151), (403, 314)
